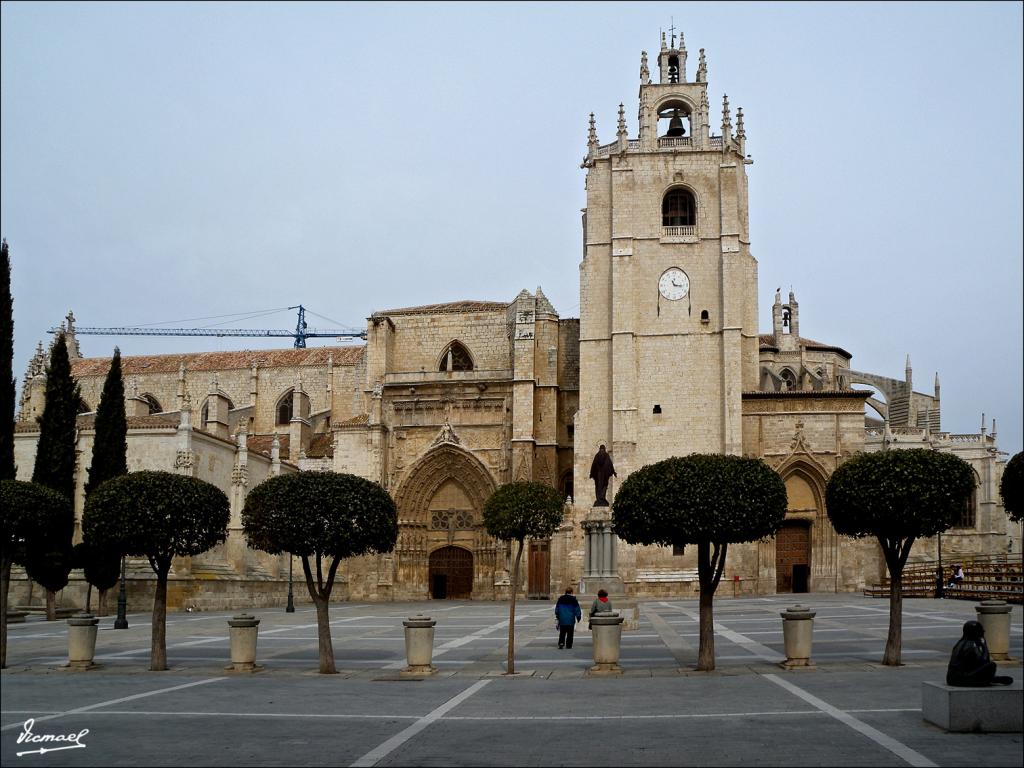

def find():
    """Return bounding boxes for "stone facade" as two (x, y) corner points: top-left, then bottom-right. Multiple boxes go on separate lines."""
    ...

(11, 32), (1016, 610)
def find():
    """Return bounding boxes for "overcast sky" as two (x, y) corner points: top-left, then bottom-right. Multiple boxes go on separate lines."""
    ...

(2, 2), (1022, 456)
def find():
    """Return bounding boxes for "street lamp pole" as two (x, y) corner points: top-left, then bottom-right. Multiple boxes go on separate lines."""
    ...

(114, 555), (128, 629)
(286, 555), (295, 613)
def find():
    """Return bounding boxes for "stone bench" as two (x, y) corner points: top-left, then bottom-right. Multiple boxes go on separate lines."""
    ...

(921, 681), (1023, 732)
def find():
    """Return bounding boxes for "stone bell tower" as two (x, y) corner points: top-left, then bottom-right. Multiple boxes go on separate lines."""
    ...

(574, 32), (760, 534)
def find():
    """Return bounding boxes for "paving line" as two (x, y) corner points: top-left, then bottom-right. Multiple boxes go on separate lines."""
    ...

(381, 607), (549, 670)
(349, 679), (492, 767)
(646, 606), (693, 666)
(664, 603), (784, 663)
(764, 674), (936, 768)
(0, 677), (228, 732)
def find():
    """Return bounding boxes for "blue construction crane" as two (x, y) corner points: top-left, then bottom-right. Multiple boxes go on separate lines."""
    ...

(48, 305), (365, 349)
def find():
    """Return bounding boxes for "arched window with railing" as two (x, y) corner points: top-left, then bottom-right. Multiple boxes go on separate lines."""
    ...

(662, 187), (696, 233)
(141, 393), (162, 414)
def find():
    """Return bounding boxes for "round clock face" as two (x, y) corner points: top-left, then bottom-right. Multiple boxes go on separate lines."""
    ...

(659, 268), (689, 301)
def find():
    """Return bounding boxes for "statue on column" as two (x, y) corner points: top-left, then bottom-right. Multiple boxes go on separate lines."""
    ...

(589, 444), (617, 507)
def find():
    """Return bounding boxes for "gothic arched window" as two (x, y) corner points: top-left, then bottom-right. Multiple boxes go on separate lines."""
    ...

(439, 342), (474, 372)
(779, 368), (797, 392)
(662, 188), (696, 227)
(954, 474), (979, 528)
(142, 394), (162, 414)
(276, 391), (293, 425)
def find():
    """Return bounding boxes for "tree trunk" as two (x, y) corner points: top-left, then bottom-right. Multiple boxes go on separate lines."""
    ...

(506, 539), (524, 675)
(883, 568), (903, 666)
(696, 541), (716, 671)
(97, 588), (108, 617)
(1, 558), (10, 669)
(85, 584), (93, 614)
(45, 589), (56, 622)
(303, 555), (337, 674)
(151, 572), (168, 671)
(313, 595), (337, 674)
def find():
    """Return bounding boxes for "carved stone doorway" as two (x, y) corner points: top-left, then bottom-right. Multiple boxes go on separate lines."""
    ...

(527, 540), (551, 599)
(429, 546), (473, 599)
(776, 522), (811, 593)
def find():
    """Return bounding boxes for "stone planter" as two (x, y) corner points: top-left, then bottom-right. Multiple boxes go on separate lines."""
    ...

(779, 605), (816, 669)
(227, 613), (261, 672)
(66, 612), (99, 670)
(588, 612), (624, 675)
(402, 614), (437, 676)
(976, 600), (1013, 661)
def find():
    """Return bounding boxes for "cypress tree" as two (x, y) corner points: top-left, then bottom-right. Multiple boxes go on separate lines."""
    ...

(27, 332), (79, 619)
(83, 347), (127, 614)
(31, 333), (79, 500)
(0, 239), (14, 480)
(85, 348), (127, 495)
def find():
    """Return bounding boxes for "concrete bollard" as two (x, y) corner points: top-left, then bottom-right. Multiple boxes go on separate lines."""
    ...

(976, 600), (1013, 661)
(779, 605), (816, 669)
(66, 612), (100, 670)
(402, 614), (437, 676)
(589, 612), (624, 675)
(227, 613), (261, 672)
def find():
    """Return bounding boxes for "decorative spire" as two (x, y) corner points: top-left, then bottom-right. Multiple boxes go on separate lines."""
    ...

(661, 30), (667, 50)
(617, 103), (627, 137)
(721, 94), (732, 138)
(587, 112), (598, 152)
(736, 107), (746, 139)
(696, 48), (707, 82)
(640, 50), (649, 84)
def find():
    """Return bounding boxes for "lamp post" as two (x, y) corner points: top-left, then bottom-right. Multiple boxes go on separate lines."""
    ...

(286, 554), (295, 613)
(114, 556), (128, 629)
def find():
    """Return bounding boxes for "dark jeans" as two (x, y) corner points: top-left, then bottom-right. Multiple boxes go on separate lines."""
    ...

(558, 624), (575, 648)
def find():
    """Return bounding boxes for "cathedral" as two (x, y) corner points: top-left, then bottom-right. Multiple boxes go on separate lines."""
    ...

(12, 32), (1015, 610)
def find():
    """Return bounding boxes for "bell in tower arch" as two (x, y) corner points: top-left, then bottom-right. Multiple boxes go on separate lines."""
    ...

(666, 109), (686, 137)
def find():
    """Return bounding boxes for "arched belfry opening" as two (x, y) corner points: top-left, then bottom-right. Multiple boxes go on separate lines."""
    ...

(658, 101), (692, 139)
(663, 187), (696, 227)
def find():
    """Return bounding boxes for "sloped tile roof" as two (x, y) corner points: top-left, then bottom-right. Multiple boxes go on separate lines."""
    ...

(306, 433), (334, 458)
(372, 300), (509, 317)
(247, 433), (289, 459)
(758, 334), (851, 359)
(337, 413), (369, 426)
(71, 346), (365, 377)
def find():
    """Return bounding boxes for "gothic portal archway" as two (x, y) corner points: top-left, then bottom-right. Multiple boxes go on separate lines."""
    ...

(393, 443), (499, 599)
(774, 461), (836, 593)
(428, 546), (473, 599)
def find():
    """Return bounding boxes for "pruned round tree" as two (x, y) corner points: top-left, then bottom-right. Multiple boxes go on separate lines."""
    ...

(613, 454), (787, 671)
(243, 471), (398, 674)
(483, 480), (565, 675)
(826, 448), (975, 666)
(1000, 451), (1022, 523)
(1, 479), (72, 668)
(82, 470), (229, 670)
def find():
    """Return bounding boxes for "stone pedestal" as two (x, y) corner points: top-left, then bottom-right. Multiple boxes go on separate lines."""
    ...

(975, 600), (1013, 661)
(66, 612), (99, 670)
(402, 614), (437, 676)
(779, 605), (816, 669)
(581, 505), (623, 595)
(227, 613), (261, 672)
(588, 612), (624, 676)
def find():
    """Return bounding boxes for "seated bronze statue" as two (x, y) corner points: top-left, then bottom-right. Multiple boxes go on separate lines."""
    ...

(946, 620), (1013, 687)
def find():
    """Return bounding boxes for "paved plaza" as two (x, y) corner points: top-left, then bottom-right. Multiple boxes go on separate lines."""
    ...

(1, 593), (1021, 766)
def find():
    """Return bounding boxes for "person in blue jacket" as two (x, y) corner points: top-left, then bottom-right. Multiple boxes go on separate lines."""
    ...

(554, 587), (582, 649)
